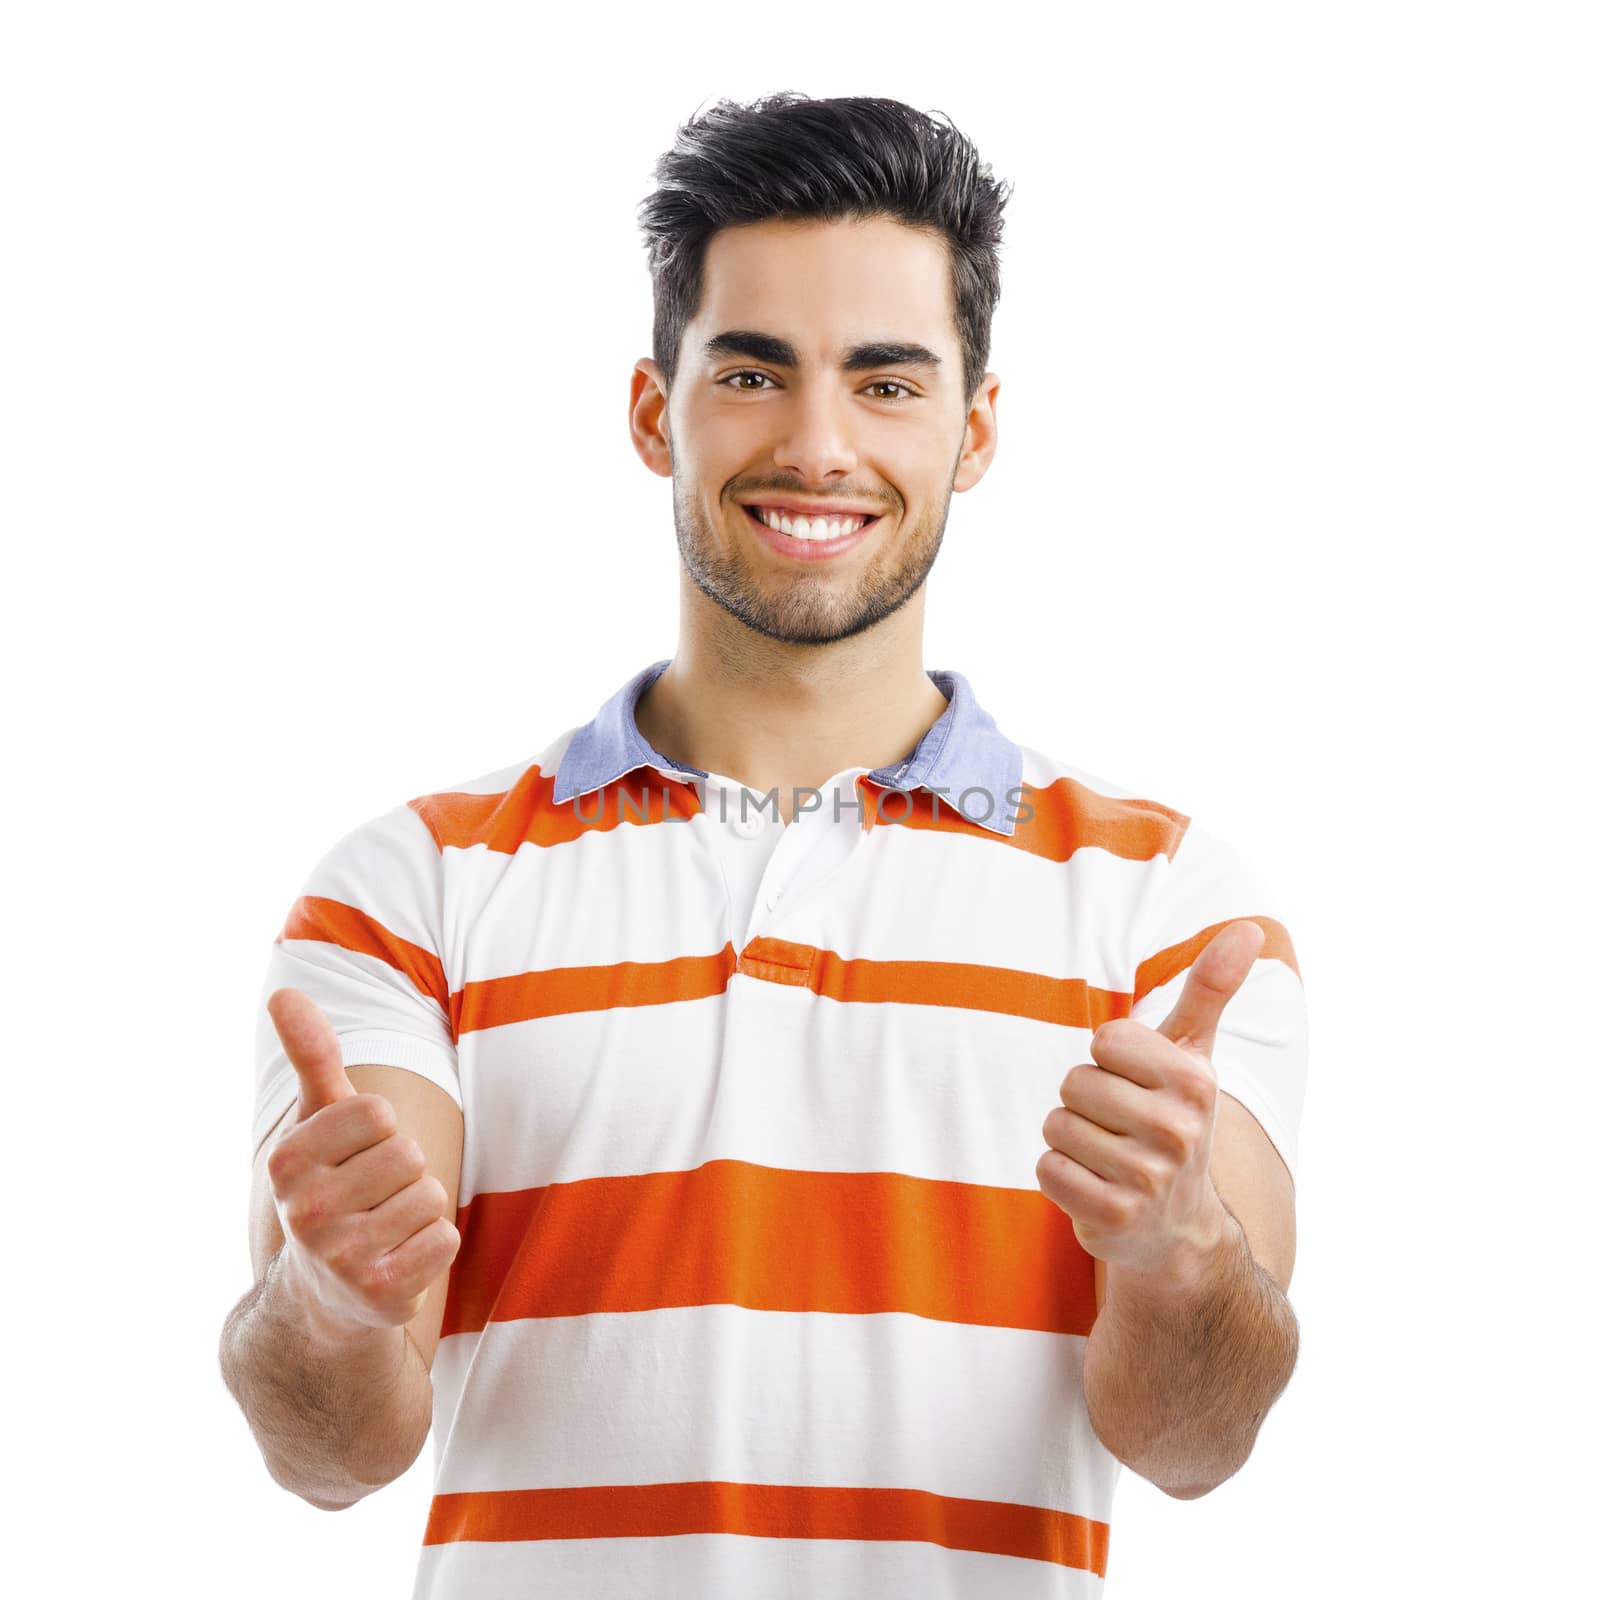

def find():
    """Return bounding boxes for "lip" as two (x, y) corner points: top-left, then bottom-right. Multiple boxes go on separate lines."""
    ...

(742, 503), (881, 563)
(740, 498), (883, 517)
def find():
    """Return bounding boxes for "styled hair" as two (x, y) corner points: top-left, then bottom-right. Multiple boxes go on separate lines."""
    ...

(636, 93), (1013, 411)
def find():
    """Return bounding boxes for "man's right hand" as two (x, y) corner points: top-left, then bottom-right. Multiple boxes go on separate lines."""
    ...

(263, 988), (462, 1338)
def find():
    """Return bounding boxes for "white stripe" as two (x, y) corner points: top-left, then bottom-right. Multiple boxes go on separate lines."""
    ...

(456, 992), (1085, 1202)
(428, 1304), (1117, 1515)
(441, 802), (1162, 983)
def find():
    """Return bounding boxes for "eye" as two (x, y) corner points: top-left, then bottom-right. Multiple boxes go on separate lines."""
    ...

(718, 371), (920, 402)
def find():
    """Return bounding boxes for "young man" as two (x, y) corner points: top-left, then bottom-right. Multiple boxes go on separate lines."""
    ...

(220, 93), (1307, 1598)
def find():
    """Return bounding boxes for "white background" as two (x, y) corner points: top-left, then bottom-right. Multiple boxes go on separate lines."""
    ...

(5, 2), (1595, 1595)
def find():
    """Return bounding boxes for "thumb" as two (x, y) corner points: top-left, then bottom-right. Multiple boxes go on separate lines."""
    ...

(267, 987), (356, 1120)
(1155, 918), (1266, 1058)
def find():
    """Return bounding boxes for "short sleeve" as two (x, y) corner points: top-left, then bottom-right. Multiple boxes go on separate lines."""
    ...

(251, 800), (461, 1155)
(1127, 818), (1308, 1189)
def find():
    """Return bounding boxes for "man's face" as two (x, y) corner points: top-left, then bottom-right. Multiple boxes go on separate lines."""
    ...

(639, 214), (995, 646)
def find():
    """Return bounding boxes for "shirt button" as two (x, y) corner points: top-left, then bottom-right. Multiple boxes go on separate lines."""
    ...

(731, 808), (765, 838)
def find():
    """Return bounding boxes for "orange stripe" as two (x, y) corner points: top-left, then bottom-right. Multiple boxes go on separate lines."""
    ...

(737, 936), (1129, 1030)
(422, 1479), (1110, 1575)
(442, 1158), (1095, 1339)
(444, 924), (1297, 1041)
(1133, 915), (1300, 1005)
(276, 895), (451, 1018)
(409, 766), (702, 856)
(407, 766), (1187, 864)
(448, 938), (1128, 1035)
(453, 943), (738, 1037)
(861, 773), (1190, 863)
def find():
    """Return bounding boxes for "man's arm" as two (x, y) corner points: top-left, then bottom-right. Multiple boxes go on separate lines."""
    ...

(219, 1230), (434, 1511)
(1081, 1093), (1300, 1499)
(219, 1059), (464, 1510)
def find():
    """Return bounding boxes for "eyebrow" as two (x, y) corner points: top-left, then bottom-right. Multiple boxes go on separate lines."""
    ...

(701, 329), (944, 377)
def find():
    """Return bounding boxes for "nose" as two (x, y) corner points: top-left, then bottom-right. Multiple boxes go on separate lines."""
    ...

(769, 385), (860, 485)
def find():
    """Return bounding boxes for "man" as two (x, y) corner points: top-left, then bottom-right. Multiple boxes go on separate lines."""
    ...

(220, 92), (1306, 1598)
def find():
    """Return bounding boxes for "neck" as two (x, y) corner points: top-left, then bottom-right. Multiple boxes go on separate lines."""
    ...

(635, 579), (949, 803)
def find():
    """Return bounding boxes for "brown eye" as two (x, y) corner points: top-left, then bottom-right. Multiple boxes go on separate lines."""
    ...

(720, 372), (918, 402)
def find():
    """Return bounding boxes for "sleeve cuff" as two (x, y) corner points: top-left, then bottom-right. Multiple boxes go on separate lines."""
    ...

(251, 1030), (462, 1155)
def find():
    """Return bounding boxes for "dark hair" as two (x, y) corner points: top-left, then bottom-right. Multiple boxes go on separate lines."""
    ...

(637, 93), (1013, 412)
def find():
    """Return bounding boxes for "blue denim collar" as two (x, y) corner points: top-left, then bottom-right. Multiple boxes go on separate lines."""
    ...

(550, 658), (1024, 837)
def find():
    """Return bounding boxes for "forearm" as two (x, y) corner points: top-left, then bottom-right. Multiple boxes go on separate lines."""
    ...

(1082, 1203), (1299, 1498)
(218, 1249), (433, 1510)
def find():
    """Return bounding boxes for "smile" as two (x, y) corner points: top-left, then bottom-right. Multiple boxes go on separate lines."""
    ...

(742, 503), (882, 562)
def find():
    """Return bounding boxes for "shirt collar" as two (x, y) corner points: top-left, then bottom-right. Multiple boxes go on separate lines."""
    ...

(551, 657), (1024, 837)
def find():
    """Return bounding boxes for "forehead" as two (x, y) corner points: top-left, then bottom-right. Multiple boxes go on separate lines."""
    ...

(692, 215), (956, 358)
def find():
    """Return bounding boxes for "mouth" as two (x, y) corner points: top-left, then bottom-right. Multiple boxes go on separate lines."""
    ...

(741, 503), (884, 564)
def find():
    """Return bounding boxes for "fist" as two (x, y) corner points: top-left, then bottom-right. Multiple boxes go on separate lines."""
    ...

(1036, 918), (1264, 1277)
(263, 987), (460, 1334)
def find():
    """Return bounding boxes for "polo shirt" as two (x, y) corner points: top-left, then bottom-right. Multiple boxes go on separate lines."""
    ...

(251, 656), (1309, 1598)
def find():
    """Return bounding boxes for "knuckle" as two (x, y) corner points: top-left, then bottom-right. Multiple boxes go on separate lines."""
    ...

(1093, 1019), (1129, 1052)
(285, 1185), (331, 1238)
(323, 1239), (362, 1283)
(396, 1137), (427, 1178)
(1151, 1116), (1192, 1163)
(1129, 1156), (1164, 1197)
(265, 1137), (301, 1187)
(359, 1251), (404, 1299)
(355, 1093), (398, 1139)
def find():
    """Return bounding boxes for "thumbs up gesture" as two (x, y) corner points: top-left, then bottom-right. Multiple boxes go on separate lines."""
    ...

(263, 988), (461, 1336)
(1036, 920), (1265, 1280)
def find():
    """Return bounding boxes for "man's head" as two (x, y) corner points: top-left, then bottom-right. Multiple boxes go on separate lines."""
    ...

(630, 94), (1011, 647)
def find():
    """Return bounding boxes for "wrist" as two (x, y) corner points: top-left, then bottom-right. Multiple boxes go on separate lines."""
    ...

(1109, 1194), (1239, 1307)
(266, 1244), (383, 1355)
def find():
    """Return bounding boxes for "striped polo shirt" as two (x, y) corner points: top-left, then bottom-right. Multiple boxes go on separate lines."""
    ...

(252, 656), (1308, 1599)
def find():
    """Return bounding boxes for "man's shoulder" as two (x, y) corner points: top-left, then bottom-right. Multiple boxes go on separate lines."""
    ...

(1014, 739), (1194, 847)
(304, 729), (579, 866)
(1012, 742), (1285, 910)
(403, 729), (579, 819)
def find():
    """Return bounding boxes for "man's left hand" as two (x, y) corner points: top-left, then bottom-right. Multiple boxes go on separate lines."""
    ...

(1036, 919), (1265, 1280)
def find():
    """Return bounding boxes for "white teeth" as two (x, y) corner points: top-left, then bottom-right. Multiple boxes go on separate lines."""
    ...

(752, 506), (870, 541)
